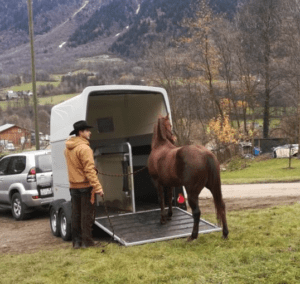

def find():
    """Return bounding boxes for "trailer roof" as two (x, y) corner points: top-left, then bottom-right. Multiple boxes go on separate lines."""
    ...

(50, 85), (170, 143)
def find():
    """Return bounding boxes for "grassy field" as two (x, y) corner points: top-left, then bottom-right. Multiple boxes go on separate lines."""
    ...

(1, 81), (60, 93)
(221, 157), (300, 184)
(0, 93), (78, 110)
(37, 93), (78, 105)
(0, 204), (299, 283)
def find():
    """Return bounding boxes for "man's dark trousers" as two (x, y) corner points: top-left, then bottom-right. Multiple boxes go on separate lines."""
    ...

(70, 187), (95, 247)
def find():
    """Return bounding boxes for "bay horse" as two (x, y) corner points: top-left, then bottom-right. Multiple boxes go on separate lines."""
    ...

(148, 114), (229, 241)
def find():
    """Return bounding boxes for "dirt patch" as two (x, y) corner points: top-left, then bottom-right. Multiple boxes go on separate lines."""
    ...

(199, 195), (300, 214)
(1, 194), (300, 255)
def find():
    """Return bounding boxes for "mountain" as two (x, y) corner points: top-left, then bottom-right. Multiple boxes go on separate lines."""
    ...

(0, 0), (240, 75)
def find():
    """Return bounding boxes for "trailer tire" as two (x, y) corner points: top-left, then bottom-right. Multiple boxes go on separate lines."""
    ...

(50, 207), (60, 237)
(59, 203), (72, 241)
(49, 199), (65, 237)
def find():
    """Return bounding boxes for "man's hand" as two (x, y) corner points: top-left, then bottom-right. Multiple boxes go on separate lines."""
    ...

(90, 188), (104, 204)
(94, 188), (104, 197)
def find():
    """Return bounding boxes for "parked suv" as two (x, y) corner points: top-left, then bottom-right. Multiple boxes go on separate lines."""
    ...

(0, 150), (53, 220)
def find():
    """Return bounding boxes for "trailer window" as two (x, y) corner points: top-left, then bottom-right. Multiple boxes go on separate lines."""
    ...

(97, 117), (114, 133)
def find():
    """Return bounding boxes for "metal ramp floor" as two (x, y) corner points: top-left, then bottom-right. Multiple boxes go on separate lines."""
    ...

(95, 207), (221, 246)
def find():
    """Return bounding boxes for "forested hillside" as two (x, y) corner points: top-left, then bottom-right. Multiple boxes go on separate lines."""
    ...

(68, 0), (240, 57)
(68, 0), (138, 47)
(0, 0), (82, 33)
(0, 0), (240, 57)
(0, 0), (242, 58)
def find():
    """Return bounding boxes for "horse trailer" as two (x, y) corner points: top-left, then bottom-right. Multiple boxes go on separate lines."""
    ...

(49, 85), (221, 246)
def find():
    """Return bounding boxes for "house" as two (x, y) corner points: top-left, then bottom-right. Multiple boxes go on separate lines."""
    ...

(0, 124), (32, 148)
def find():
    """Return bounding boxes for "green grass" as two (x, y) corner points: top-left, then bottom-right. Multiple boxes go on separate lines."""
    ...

(1, 81), (60, 93)
(0, 204), (299, 283)
(231, 118), (280, 129)
(38, 93), (78, 105)
(221, 157), (300, 184)
(0, 93), (78, 109)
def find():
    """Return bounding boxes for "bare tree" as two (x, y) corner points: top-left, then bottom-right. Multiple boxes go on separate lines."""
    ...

(236, 0), (284, 138)
(181, 0), (224, 119)
(213, 18), (244, 129)
(281, 0), (300, 156)
(145, 40), (195, 145)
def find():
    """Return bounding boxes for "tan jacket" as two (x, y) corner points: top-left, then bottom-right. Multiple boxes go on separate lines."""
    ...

(64, 136), (102, 192)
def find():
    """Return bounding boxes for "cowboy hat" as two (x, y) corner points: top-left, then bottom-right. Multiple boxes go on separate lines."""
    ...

(69, 120), (93, 135)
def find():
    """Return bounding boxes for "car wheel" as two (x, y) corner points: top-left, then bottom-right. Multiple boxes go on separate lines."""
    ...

(50, 207), (60, 237)
(11, 193), (27, 221)
(59, 209), (72, 241)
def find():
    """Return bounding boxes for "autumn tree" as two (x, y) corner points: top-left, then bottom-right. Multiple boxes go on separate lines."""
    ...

(207, 107), (240, 161)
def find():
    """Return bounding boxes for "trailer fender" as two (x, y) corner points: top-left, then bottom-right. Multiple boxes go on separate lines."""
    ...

(49, 199), (66, 213)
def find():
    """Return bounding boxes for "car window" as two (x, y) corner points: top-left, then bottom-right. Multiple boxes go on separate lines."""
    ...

(7, 156), (26, 175)
(0, 157), (11, 175)
(35, 154), (52, 173)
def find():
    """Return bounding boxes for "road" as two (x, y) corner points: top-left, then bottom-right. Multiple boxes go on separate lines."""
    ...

(200, 182), (300, 198)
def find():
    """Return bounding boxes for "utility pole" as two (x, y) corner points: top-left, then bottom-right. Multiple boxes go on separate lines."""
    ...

(27, 0), (40, 150)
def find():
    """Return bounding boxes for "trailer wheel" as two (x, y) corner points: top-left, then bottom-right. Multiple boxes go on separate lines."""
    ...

(50, 207), (60, 237)
(59, 208), (72, 241)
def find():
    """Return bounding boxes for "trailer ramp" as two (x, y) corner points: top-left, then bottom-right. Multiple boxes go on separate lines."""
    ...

(95, 207), (221, 246)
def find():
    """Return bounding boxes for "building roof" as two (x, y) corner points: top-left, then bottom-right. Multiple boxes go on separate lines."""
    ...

(0, 124), (15, 133)
(0, 124), (32, 133)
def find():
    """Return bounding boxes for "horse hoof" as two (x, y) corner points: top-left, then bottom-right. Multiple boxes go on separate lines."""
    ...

(160, 219), (167, 225)
(187, 236), (195, 242)
(222, 234), (229, 240)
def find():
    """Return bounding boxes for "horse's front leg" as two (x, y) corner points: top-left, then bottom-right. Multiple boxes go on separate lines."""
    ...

(166, 187), (173, 220)
(155, 182), (167, 224)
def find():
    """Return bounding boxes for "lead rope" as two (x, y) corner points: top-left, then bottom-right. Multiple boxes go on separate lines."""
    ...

(96, 195), (115, 252)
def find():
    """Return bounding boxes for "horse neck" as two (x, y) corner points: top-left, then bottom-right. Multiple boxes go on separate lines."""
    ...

(151, 123), (175, 149)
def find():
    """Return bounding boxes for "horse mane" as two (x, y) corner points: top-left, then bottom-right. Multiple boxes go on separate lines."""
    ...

(151, 115), (175, 148)
(152, 116), (164, 148)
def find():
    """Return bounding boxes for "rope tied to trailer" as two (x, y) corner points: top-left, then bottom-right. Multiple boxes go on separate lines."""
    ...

(96, 166), (148, 177)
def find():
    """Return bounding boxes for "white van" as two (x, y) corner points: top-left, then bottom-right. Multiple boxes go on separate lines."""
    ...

(49, 85), (220, 246)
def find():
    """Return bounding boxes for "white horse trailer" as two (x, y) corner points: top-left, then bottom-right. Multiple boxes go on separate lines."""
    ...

(49, 85), (220, 246)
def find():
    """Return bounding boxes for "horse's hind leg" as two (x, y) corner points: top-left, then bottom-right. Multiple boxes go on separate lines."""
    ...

(187, 192), (201, 241)
(166, 187), (173, 220)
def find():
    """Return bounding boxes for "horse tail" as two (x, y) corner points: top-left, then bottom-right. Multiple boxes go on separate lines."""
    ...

(206, 155), (229, 238)
(211, 175), (225, 225)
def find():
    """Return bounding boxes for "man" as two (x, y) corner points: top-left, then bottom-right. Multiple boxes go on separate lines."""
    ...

(64, 120), (104, 249)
